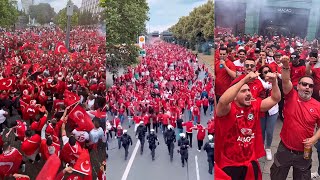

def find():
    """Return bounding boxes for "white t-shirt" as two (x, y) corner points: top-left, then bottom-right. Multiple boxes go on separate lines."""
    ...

(0, 109), (7, 124)
(89, 127), (104, 144)
(233, 59), (244, 76)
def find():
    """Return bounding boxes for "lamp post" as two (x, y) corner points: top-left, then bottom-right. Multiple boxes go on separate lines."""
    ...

(66, 1), (74, 50)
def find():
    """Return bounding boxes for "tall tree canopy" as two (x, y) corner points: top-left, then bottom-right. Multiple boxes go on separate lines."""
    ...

(0, 0), (19, 27)
(100, 0), (149, 73)
(53, 1), (80, 30)
(29, 3), (56, 25)
(169, 0), (214, 50)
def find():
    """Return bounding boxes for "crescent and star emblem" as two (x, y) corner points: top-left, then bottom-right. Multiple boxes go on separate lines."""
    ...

(75, 111), (85, 123)
(80, 161), (90, 173)
(57, 45), (63, 53)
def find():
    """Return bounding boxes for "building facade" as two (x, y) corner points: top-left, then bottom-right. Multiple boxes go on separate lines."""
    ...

(21, 0), (34, 14)
(215, 0), (320, 40)
(80, 0), (103, 15)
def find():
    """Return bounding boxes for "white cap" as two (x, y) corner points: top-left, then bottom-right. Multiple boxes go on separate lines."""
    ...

(179, 133), (185, 138)
(47, 79), (53, 83)
(168, 125), (173, 130)
(208, 135), (213, 140)
(150, 129), (154, 132)
(139, 121), (144, 124)
(123, 129), (127, 134)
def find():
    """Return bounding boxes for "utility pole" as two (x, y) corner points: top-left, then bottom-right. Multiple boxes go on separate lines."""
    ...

(66, 1), (74, 50)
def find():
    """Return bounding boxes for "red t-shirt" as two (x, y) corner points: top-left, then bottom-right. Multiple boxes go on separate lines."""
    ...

(231, 74), (265, 99)
(40, 139), (60, 160)
(21, 134), (41, 156)
(215, 60), (236, 96)
(214, 99), (264, 169)
(281, 89), (320, 151)
(290, 64), (306, 86)
(30, 116), (47, 132)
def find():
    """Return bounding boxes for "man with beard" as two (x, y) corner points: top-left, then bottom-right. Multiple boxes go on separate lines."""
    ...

(214, 71), (280, 180)
(270, 56), (320, 180)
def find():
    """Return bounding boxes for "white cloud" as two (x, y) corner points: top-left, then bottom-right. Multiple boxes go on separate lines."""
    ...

(148, 24), (174, 33)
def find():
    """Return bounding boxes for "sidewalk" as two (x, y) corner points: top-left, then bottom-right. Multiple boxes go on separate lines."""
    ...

(259, 119), (319, 179)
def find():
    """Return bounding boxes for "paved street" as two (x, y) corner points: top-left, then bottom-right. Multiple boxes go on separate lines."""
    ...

(106, 71), (213, 180)
(259, 119), (319, 179)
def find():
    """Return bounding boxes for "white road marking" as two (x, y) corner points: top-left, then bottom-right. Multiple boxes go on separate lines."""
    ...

(121, 141), (140, 180)
(195, 155), (200, 180)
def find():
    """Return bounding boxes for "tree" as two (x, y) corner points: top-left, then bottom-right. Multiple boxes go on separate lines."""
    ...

(169, 0), (214, 51)
(100, 0), (149, 74)
(0, 0), (19, 28)
(29, 3), (56, 24)
(78, 10), (98, 26)
(53, 2), (79, 30)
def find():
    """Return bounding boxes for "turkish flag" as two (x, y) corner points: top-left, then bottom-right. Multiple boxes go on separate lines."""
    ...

(54, 42), (68, 54)
(89, 109), (106, 119)
(36, 154), (61, 180)
(53, 99), (65, 110)
(0, 148), (23, 177)
(68, 105), (94, 132)
(0, 77), (16, 90)
(66, 149), (92, 180)
(64, 90), (80, 106)
(32, 63), (41, 74)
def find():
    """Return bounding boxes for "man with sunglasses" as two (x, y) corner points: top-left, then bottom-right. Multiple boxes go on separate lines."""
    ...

(231, 59), (266, 99)
(215, 47), (236, 102)
(214, 71), (281, 180)
(289, 52), (306, 89)
(270, 56), (320, 180)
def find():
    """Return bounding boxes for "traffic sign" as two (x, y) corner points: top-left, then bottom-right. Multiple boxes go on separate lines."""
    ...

(138, 36), (145, 48)
(139, 50), (146, 57)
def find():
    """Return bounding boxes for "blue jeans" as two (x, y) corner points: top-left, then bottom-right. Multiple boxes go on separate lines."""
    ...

(188, 110), (192, 120)
(194, 116), (198, 125)
(119, 114), (124, 124)
(209, 104), (214, 112)
(315, 141), (320, 173)
(260, 112), (279, 148)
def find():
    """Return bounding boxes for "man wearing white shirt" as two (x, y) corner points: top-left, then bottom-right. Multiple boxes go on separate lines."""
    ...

(233, 49), (246, 76)
(0, 107), (8, 134)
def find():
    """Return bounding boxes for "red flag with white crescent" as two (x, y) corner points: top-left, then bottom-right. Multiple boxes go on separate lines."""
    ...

(64, 90), (80, 106)
(89, 109), (106, 119)
(36, 154), (61, 180)
(0, 77), (16, 90)
(66, 149), (92, 180)
(54, 42), (68, 55)
(68, 105), (94, 132)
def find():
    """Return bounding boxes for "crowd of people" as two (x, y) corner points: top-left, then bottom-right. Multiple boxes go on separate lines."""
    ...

(214, 33), (320, 180)
(0, 26), (107, 179)
(106, 42), (214, 174)
(0, 25), (215, 179)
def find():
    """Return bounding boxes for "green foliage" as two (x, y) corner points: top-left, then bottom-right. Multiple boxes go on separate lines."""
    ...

(29, 3), (56, 24)
(0, 0), (19, 27)
(100, 0), (149, 73)
(78, 10), (98, 25)
(169, 0), (214, 48)
(54, 4), (80, 30)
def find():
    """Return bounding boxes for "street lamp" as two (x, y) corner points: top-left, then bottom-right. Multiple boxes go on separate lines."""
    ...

(66, 1), (74, 50)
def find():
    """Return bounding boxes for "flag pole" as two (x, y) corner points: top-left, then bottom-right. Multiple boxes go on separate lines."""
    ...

(65, 163), (88, 176)
(67, 101), (80, 115)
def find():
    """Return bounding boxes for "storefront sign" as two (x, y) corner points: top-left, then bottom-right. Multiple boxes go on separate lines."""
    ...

(277, 8), (293, 13)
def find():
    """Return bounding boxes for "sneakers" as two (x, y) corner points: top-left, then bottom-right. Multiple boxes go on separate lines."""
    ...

(197, 149), (201, 152)
(265, 149), (272, 161)
(311, 172), (320, 179)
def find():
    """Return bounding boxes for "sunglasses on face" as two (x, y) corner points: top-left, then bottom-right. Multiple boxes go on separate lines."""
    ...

(220, 53), (227, 55)
(263, 70), (271, 74)
(245, 64), (255, 68)
(299, 81), (314, 88)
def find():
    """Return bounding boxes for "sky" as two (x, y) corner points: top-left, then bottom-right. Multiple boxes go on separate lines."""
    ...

(17, 0), (208, 33)
(147, 0), (208, 33)
(18, 0), (82, 13)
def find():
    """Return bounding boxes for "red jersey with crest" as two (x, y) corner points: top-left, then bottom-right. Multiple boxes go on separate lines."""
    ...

(281, 89), (320, 151)
(214, 99), (264, 177)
